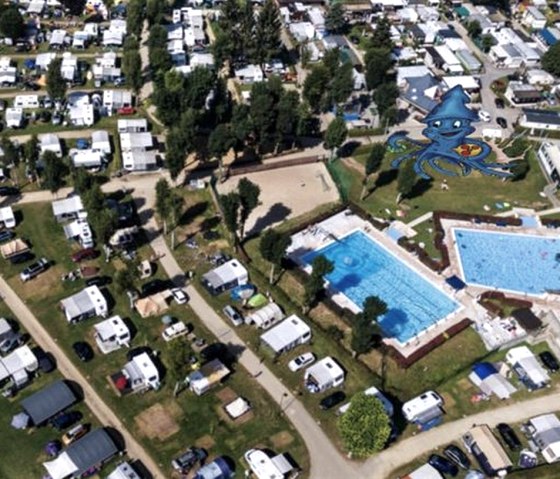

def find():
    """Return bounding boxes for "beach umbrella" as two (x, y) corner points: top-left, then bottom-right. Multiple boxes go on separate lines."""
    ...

(10, 412), (29, 430)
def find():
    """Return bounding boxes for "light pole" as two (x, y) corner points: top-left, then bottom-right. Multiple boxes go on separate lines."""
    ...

(279, 392), (289, 411)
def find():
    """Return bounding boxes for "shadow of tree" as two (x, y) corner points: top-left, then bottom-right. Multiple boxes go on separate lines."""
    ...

(249, 203), (292, 236)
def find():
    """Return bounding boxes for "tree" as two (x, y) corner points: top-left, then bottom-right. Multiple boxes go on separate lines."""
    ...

(303, 65), (330, 112)
(114, 266), (137, 294)
(146, 0), (166, 25)
(240, 0), (256, 62)
(324, 117), (348, 161)
(166, 338), (193, 396)
(303, 255), (334, 311)
(59, 0), (87, 16)
(481, 34), (494, 53)
(466, 19), (482, 39)
(42, 151), (66, 194)
(147, 23), (168, 49)
(1, 136), (19, 167)
(250, 80), (281, 152)
(542, 43), (560, 77)
(126, 0), (145, 37)
(46, 58), (67, 100)
(24, 134), (39, 181)
(0, 8), (25, 40)
(364, 48), (392, 90)
(165, 128), (187, 182)
(338, 393), (391, 457)
(73, 168), (93, 195)
(238, 178), (261, 239)
(122, 49), (142, 93)
(325, 2), (346, 34)
(370, 16), (392, 49)
(155, 178), (172, 234)
(254, 0), (282, 65)
(330, 62), (353, 106)
(374, 82), (399, 117)
(510, 156), (530, 182)
(208, 124), (234, 180)
(396, 157), (417, 203)
(220, 192), (240, 246)
(275, 90), (300, 150)
(363, 295), (387, 321)
(361, 143), (385, 199)
(91, 209), (117, 245)
(260, 229), (292, 284)
(351, 314), (378, 355)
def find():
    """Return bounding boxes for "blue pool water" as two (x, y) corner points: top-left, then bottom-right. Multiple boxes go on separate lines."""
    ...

(454, 228), (560, 295)
(301, 230), (459, 343)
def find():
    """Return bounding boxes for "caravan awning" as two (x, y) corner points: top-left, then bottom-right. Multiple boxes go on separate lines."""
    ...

(43, 452), (78, 479)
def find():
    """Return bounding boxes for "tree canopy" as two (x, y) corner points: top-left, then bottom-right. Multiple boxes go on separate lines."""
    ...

(46, 58), (67, 100)
(324, 117), (348, 159)
(259, 229), (292, 284)
(338, 393), (391, 457)
(0, 8), (25, 40)
(364, 48), (392, 91)
(325, 2), (346, 34)
(238, 178), (261, 238)
(396, 158), (417, 202)
(41, 151), (66, 193)
(303, 255), (334, 310)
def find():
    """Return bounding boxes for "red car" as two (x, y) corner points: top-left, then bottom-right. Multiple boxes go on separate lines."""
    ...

(117, 106), (136, 115)
(71, 248), (98, 263)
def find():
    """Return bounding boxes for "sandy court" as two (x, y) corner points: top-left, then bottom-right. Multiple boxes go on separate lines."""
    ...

(135, 402), (180, 440)
(217, 163), (339, 236)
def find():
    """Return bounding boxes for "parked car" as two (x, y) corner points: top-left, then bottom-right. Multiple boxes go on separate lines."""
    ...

(223, 305), (243, 327)
(0, 331), (23, 355)
(428, 454), (459, 477)
(10, 252), (34, 265)
(495, 98), (505, 109)
(51, 113), (62, 125)
(51, 411), (82, 431)
(72, 341), (94, 362)
(171, 288), (188, 305)
(62, 423), (88, 446)
(319, 391), (346, 410)
(33, 348), (56, 373)
(141, 279), (170, 297)
(171, 447), (207, 473)
(162, 321), (190, 342)
(288, 352), (315, 372)
(0, 230), (14, 243)
(496, 117), (507, 128)
(497, 423), (522, 450)
(71, 247), (98, 263)
(478, 110), (491, 122)
(539, 351), (559, 372)
(0, 186), (19, 196)
(85, 276), (111, 287)
(443, 445), (471, 470)
(20, 258), (49, 282)
(117, 106), (136, 115)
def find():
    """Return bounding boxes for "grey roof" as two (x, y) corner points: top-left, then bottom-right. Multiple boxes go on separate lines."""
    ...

(61, 289), (95, 319)
(535, 427), (560, 448)
(402, 74), (440, 113)
(67, 429), (118, 476)
(20, 380), (76, 425)
(523, 109), (560, 126)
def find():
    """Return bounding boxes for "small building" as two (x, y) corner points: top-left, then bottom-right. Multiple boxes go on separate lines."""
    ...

(188, 358), (231, 395)
(524, 414), (560, 463)
(455, 49), (482, 73)
(20, 380), (77, 426)
(107, 462), (141, 479)
(52, 196), (86, 222)
(43, 429), (119, 479)
(94, 315), (131, 354)
(537, 142), (560, 185)
(506, 345), (550, 390)
(0, 345), (38, 388)
(117, 118), (148, 134)
(402, 390), (444, 427)
(102, 29), (124, 47)
(63, 218), (94, 249)
(468, 362), (517, 400)
(119, 132), (153, 151)
(526, 69), (555, 86)
(462, 425), (512, 477)
(14, 94), (39, 109)
(69, 103), (95, 127)
(40, 133), (63, 158)
(244, 449), (294, 479)
(91, 130), (111, 155)
(71, 150), (104, 169)
(0, 206), (16, 228)
(245, 302), (285, 330)
(35, 52), (57, 70)
(505, 81), (542, 105)
(119, 352), (160, 393)
(304, 356), (344, 393)
(234, 64), (264, 84)
(122, 150), (158, 172)
(260, 314), (311, 354)
(201, 259), (249, 295)
(60, 286), (108, 323)
(523, 6), (547, 30)
(441, 75), (479, 95)
(5, 108), (23, 129)
(103, 89), (133, 115)
(520, 108), (560, 131)
(425, 45), (463, 74)
(401, 464), (443, 479)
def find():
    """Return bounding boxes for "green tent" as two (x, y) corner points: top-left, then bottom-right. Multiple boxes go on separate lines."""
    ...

(248, 294), (268, 308)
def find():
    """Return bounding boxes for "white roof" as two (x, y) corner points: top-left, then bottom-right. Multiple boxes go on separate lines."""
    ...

(61, 286), (107, 321)
(442, 75), (479, 90)
(202, 259), (248, 289)
(225, 397), (251, 419)
(260, 315), (310, 353)
(50, 29), (67, 45)
(506, 346), (550, 386)
(131, 352), (159, 382)
(120, 132), (153, 151)
(94, 316), (129, 342)
(305, 356), (344, 387)
(434, 45), (461, 66)
(117, 118), (148, 131)
(246, 303), (284, 328)
(52, 196), (84, 217)
(0, 345), (37, 382)
(397, 65), (431, 86)
(0, 206), (15, 227)
(402, 390), (442, 421)
(40, 133), (61, 148)
(72, 150), (104, 167)
(107, 462), (141, 479)
(468, 370), (517, 400)
(43, 452), (78, 479)
(338, 386), (394, 416)
(404, 464), (443, 479)
(103, 89), (132, 107)
(244, 449), (293, 479)
(122, 150), (158, 170)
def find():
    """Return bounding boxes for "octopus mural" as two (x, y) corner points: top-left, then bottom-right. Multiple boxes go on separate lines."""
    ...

(388, 85), (511, 179)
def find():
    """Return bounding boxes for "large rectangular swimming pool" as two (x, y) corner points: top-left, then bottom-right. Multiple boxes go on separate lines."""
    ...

(454, 228), (560, 295)
(301, 230), (459, 343)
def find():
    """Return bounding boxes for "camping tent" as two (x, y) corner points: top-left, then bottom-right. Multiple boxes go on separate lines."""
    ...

(469, 362), (517, 400)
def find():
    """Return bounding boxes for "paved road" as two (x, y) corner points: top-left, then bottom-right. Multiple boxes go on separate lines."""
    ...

(0, 275), (166, 478)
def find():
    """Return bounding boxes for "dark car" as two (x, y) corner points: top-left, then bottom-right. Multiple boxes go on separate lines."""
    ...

(0, 186), (19, 196)
(428, 454), (459, 477)
(72, 341), (94, 362)
(171, 447), (207, 473)
(33, 348), (56, 373)
(0, 230), (14, 243)
(443, 445), (471, 470)
(497, 117), (508, 128)
(71, 247), (98, 263)
(539, 351), (559, 372)
(495, 98), (505, 109)
(497, 423), (522, 450)
(10, 252), (34, 265)
(319, 391), (346, 410)
(85, 276), (111, 287)
(51, 411), (82, 431)
(126, 346), (152, 362)
(141, 279), (170, 297)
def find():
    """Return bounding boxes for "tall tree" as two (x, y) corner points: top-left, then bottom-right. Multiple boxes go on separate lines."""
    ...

(46, 58), (67, 100)
(155, 178), (172, 234)
(220, 192), (240, 246)
(208, 124), (234, 180)
(126, 0), (145, 37)
(374, 82), (399, 117)
(146, 0), (166, 25)
(91, 209), (117, 245)
(466, 19), (482, 39)
(275, 90), (300, 151)
(122, 49), (142, 94)
(165, 128), (187, 182)
(330, 61), (353, 106)
(364, 48), (392, 90)
(370, 16), (392, 49)
(361, 143), (385, 200)
(166, 338), (193, 396)
(240, 0), (256, 62)
(250, 80), (280, 152)
(303, 255), (334, 311)
(0, 8), (25, 40)
(338, 393), (391, 456)
(259, 229), (292, 284)
(254, 0), (282, 65)
(325, 2), (346, 34)
(351, 296), (386, 355)
(324, 117), (348, 161)
(302, 65), (330, 112)
(363, 295), (387, 320)
(238, 178), (261, 239)
(396, 158), (417, 203)
(24, 134), (39, 182)
(42, 151), (66, 194)
(542, 43), (560, 77)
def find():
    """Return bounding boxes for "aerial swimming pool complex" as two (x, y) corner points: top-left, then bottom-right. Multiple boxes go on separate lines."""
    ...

(453, 228), (560, 295)
(301, 230), (459, 343)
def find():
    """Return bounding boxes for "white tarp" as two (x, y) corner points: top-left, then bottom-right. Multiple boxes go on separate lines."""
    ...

(225, 397), (251, 419)
(43, 453), (78, 479)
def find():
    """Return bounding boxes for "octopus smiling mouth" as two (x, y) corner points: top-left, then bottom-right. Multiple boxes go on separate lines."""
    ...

(440, 131), (461, 137)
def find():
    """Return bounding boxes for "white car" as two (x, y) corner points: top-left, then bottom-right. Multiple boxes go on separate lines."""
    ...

(171, 288), (188, 305)
(288, 352), (315, 372)
(478, 110), (491, 122)
(162, 321), (189, 342)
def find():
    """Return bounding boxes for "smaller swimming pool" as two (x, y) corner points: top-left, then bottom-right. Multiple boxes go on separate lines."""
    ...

(454, 228), (560, 295)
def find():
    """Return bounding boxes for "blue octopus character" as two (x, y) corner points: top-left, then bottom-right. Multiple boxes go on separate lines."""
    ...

(388, 85), (511, 179)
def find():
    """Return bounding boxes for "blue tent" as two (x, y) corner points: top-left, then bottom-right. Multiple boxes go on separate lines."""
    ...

(195, 457), (234, 479)
(446, 275), (466, 291)
(230, 284), (255, 301)
(23, 59), (36, 69)
(472, 362), (497, 380)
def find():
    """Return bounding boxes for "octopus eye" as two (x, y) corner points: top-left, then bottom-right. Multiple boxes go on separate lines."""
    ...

(453, 120), (462, 128)
(433, 120), (442, 128)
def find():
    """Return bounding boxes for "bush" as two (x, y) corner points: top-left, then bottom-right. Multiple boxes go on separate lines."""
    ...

(503, 138), (529, 158)
(326, 325), (344, 341)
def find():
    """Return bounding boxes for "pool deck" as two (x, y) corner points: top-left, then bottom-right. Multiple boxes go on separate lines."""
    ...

(287, 210), (488, 358)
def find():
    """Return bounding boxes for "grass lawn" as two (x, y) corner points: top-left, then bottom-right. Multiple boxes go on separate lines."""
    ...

(1, 201), (309, 477)
(332, 146), (549, 223)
